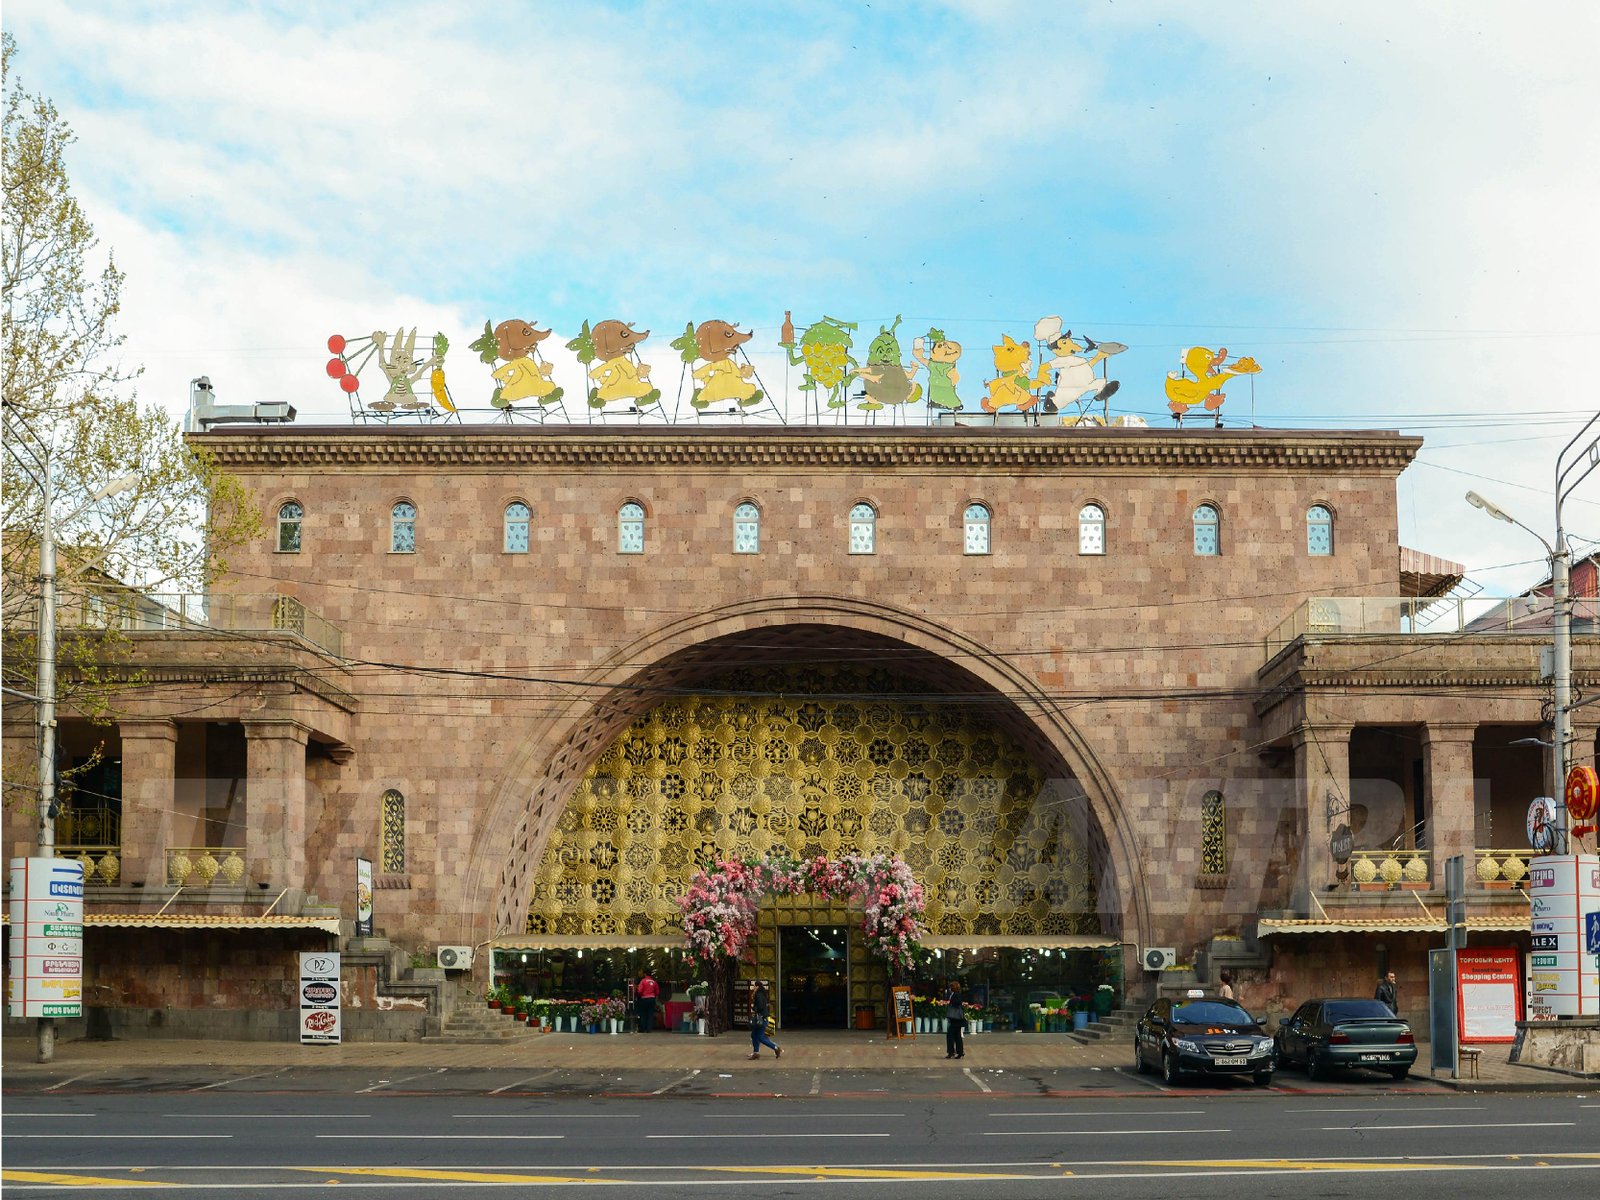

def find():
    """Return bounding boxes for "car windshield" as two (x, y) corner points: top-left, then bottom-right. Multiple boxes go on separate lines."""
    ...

(1171, 1001), (1251, 1025)
(1325, 1000), (1399, 1022)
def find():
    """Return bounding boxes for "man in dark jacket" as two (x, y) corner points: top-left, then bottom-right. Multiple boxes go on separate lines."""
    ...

(1375, 970), (1398, 1013)
(945, 985), (966, 1060)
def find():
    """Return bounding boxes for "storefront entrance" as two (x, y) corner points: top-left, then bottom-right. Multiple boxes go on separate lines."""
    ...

(779, 925), (850, 1028)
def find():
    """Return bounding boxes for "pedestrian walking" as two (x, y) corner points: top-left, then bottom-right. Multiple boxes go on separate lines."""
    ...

(945, 984), (966, 1060)
(636, 969), (660, 1033)
(749, 982), (782, 1059)
(1218, 971), (1236, 1001)
(1375, 970), (1398, 1014)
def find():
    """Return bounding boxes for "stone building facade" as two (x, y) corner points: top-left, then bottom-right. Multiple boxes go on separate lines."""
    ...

(5, 422), (1587, 1037)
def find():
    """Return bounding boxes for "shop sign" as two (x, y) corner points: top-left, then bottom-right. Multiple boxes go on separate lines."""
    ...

(1456, 946), (1522, 1043)
(356, 857), (373, 938)
(1526, 855), (1600, 1017)
(7, 858), (84, 1019)
(298, 951), (341, 1045)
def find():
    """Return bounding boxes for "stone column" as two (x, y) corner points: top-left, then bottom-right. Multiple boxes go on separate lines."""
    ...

(243, 720), (310, 896)
(1423, 722), (1477, 884)
(118, 719), (177, 889)
(1292, 722), (1351, 908)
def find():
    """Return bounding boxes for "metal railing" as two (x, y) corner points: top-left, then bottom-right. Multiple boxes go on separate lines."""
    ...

(19, 590), (344, 656)
(1474, 848), (1532, 886)
(1265, 595), (1599, 660)
(1348, 848), (1431, 886)
(61, 845), (122, 887)
(166, 846), (248, 888)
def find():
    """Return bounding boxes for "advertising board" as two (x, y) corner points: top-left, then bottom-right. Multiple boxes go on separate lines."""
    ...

(298, 951), (342, 1044)
(7, 857), (85, 1019)
(1456, 946), (1521, 1042)
(1525, 854), (1600, 1018)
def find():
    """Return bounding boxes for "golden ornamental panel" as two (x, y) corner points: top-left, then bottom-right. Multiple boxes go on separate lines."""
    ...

(525, 666), (1099, 937)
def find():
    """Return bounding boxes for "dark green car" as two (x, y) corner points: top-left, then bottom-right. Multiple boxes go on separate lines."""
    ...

(1274, 998), (1417, 1080)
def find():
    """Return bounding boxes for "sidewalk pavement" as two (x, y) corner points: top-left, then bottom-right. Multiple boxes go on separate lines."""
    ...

(2, 1029), (1588, 1091)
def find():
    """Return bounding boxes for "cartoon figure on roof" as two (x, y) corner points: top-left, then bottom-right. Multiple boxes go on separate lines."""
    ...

(911, 328), (963, 411)
(1165, 346), (1261, 426)
(1033, 316), (1123, 425)
(855, 315), (923, 411)
(779, 313), (859, 411)
(983, 334), (1053, 412)
(324, 328), (455, 418)
(569, 320), (661, 409)
(469, 319), (564, 410)
(671, 319), (764, 409)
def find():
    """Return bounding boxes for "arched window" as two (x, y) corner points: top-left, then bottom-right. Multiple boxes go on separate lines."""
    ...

(1078, 503), (1106, 556)
(1201, 789), (1226, 875)
(618, 502), (645, 554)
(504, 501), (531, 554)
(1192, 504), (1220, 556)
(733, 502), (760, 554)
(1307, 505), (1334, 556)
(390, 501), (416, 553)
(963, 503), (991, 555)
(276, 501), (302, 553)
(380, 789), (406, 873)
(849, 502), (877, 555)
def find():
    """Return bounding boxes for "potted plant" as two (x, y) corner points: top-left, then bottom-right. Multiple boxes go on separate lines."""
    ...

(687, 981), (709, 1034)
(1093, 983), (1116, 1017)
(486, 984), (505, 1012)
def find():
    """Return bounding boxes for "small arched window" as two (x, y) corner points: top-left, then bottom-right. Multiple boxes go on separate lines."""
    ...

(390, 501), (416, 553)
(963, 503), (991, 555)
(1307, 505), (1334, 556)
(1078, 503), (1106, 556)
(504, 501), (531, 554)
(380, 789), (406, 873)
(733, 502), (760, 554)
(849, 502), (877, 555)
(618, 502), (645, 554)
(276, 501), (302, 554)
(1201, 790), (1226, 875)
(1193, 504), (1220, 556)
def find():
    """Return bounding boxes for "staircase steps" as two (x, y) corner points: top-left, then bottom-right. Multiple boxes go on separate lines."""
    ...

(422, 1006), (545, 1044)
(1068, 1007), (1140, 1045)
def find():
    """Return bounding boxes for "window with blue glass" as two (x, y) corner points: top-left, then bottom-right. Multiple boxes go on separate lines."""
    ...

(1193, 504), (1220, 556)
(619, 502), (645, 554)
(390, 501), (416, 553)
(734, 502), (760, 554)
(504, 502), (531, 553)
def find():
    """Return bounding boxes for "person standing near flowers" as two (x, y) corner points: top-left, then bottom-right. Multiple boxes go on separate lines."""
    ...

(945, 984), (966, 1059)
(636, 969), (660, 1033)
(749, 981), (782, 1060)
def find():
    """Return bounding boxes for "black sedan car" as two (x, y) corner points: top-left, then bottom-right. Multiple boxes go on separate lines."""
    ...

(1274, 998), (1417, 1080)
(1133, 992), (1275, 1085)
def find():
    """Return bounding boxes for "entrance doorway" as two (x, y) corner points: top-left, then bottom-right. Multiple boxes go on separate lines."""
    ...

(779, 926), (850, 1028)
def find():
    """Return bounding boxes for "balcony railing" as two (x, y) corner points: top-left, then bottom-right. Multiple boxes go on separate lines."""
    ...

(1348, 848), (1431, 886)
(24, 590), (345, 657)
(166, 846), (247, 888)
(63, 845), (122, 887)
(1475, 848), (1531, 886)
(1266, 595), (1599, 660)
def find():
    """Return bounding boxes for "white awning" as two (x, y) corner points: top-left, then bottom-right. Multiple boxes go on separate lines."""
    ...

(0, 913), (340, 935)
(1258, 916), (1530, 936)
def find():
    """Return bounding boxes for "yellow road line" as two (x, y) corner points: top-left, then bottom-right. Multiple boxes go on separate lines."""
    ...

(294, 1166), (607, 1184)
(706, 1165), (1023, 1180)
(1151, 1159), (1445, 1171)
(3, 1171), (167, 1187)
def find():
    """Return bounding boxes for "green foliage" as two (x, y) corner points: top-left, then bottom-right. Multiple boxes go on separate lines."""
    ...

(469, 320), (498, 364)
(669, 321), (697, 364)
(565, 320), (595, 364)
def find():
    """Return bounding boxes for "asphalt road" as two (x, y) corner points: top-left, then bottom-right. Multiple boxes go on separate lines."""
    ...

(5, 1062), (1598, 1198)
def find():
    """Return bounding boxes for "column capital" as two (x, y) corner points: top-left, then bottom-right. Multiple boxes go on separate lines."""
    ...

(1291, 722), (1354, 750)
(242, 718), (311, 745)
(117, 717), (177, 742)
(1422, 721), (1477, 746)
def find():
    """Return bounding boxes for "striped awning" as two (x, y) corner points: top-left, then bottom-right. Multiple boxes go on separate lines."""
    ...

(1258, 915), (1530, 936)
(2, 912), (340, 934)
(922, 936), (1119, 950)
(491, 935), (685, 952)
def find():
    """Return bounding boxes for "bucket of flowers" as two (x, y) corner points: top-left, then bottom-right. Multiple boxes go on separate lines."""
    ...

(580, 999), (604, 1034)
(604, 996), (629, 1034)
(1094, 983), (1116, 1017)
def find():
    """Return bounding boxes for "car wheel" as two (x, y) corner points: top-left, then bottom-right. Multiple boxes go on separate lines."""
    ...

(1134, 1039), (1149, 1074)
(1253, 1070), (1273, 1087)
(1161, 1050), (1182, 1086)
(1306, 1050), (1324, 1081)
(1388, 1066), (1410, 1081)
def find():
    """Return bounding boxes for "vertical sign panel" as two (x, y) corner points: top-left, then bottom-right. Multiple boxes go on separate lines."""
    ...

(7, 857), (85, 1018)
(1456, 946), (1521, 1042)
(1527, 854), (1600, 1018)
(356, 857), (373, 938)
(298, 951), (342, 1044)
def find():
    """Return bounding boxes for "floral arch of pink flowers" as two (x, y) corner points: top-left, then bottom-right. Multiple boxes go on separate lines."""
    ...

(677, 852), (927, 974)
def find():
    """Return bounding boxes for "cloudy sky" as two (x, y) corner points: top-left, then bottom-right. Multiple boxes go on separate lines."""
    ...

(7, 0), (1598, 595)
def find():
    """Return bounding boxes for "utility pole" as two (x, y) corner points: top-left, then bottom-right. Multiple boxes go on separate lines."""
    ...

(34, 454), (59, 1063)
(1552, 413), (1600, 850)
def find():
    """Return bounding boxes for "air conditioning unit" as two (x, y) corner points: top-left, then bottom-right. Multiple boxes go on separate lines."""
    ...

(1141, 947), (1178, 972)
(436, 945), (473, 971)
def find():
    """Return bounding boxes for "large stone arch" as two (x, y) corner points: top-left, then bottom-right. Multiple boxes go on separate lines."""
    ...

(461, 596), (1151, 951)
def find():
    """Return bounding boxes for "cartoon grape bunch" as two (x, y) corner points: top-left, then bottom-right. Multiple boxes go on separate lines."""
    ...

(779, 312), (858, 410)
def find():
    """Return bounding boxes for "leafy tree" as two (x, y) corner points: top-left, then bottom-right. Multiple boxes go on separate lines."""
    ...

(2, 33), (259, 735)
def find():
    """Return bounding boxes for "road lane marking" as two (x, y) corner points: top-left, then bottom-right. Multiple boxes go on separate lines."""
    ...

(3, 1113), (96, 1118)
(1287, 1106), (1485, 1113)
(992, 1110), (1208, 1117)
(5, 1134), (231, 1139)
(963, 1068), (992, 1093)
(450, 1113), (643, 1119)
(3, 1171), (164, 1187)
(165, 1113), (371, 1119)
(809, 1072), (821, 1096)
(189, 1069), (276, 1092)
(655, 1070), (700, 1096)
(316, 1133), (564, 1140)
(706, 1165), (1025, 1180)
(301, 1166), (600, 1184)
(489, 1069), (559, 1094)
(646, 1132), (892, 1139)
(41, 1073), (96, 1093)
(1320, 1122), (1576, 1132)
(355, 1068), (446, 1093)
(986, 1128), (1230, 1137)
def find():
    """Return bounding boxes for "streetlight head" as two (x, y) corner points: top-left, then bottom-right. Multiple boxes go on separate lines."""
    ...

(1465, 490), (1515, 524)
(1510, 737), (1552, 748)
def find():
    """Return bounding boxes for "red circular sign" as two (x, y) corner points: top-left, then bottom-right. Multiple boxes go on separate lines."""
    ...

(304, 1010), (337, 1033)
(1565, 765), (1599, 821)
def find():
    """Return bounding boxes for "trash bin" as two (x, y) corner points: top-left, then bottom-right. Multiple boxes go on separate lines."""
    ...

(1072, 1011), (1090, 1031)
(855, 1004), (876, 1030)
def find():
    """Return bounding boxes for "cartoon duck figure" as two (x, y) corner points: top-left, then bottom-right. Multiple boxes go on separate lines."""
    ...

(471, 319), (563, 408)
(780, 314), (859, 409)
(911, 328), (963, 410)
(1165, 346), (1261, 426)
(686, 319), (762, 408)
(983, 334), (1054, 412)
(580, 320), (661, 409)
(855, 315), (923, 411)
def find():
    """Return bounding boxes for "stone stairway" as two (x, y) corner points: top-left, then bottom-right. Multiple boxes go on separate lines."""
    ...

(1068, 1006), (1140, 1046)
(422, 1004), (544, 1044)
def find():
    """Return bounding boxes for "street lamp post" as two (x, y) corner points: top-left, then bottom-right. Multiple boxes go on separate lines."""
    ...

(31, 456), (138, 1063)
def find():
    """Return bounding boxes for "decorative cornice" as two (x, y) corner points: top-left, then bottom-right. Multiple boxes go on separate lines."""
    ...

(193, 424), (1422, 475)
